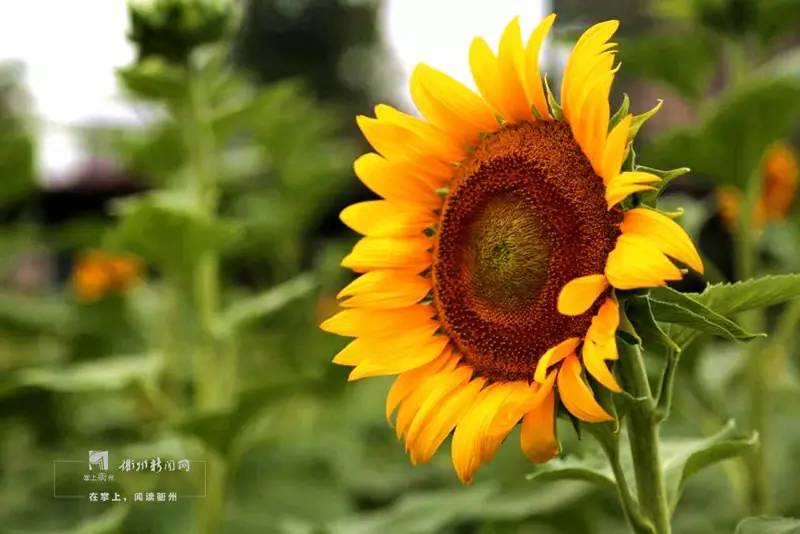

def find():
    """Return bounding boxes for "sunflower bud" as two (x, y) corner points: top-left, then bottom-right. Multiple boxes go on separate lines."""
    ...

(127, 0), (235, 64)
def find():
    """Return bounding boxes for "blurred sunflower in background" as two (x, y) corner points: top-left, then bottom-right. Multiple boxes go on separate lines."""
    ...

(718, 141), (799, 229)
(71, 250), (143, 303)
(323, 14), (703, 484)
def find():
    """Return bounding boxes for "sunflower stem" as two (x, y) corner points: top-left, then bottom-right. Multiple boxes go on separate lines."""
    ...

(591, 425), (654, 534)
(618, 341), (671, 534)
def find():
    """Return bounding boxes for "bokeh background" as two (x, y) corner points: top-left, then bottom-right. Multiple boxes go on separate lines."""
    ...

(1, 0), (799, 532)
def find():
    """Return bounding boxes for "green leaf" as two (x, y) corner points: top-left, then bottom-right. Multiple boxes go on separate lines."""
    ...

(16, 353), (161, 392)
(526, 455), (616, 492)
(116, 58), (187, 102)
(662, 420), (758, 512)
(645, 76), (800, 188)
(217, 273), (317, 334)
(608, 93), (630, 131)
(735, 516), (800, 534)
(648, 287), (762, 342)
(617, 33), (716, 101)
(627, 295), (681, 354)
(669, 274), (800, 349)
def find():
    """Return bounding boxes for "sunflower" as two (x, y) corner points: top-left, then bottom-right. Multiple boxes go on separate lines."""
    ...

(322, 14), (703, 484)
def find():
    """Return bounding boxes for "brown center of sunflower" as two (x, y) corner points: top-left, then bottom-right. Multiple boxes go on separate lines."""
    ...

(432, 120), (622, 382)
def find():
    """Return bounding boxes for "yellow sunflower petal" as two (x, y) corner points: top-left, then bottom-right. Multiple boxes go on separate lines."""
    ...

(341, 236), (431, 273)
(621, 208), (704, 273)
(561, 20), (619, 121)
(374, 104), (465, 162)
(601, 114), (632, 183)
(534, 337), (581, 383)
(404, 366), (474, 454)
(496, 16), (531, 122)
(521, 386), (559, 463)
(523, 13), (556, 119)
(356, 115), (452, 176)
(557, 274), (609, 316)
(338, 270), (431, 309)
(386, 349), (456, 422)
(605, 233), (684, 289)
(557, 354), (613, 423)
(451, 384), (514, 484)
(469, 37), (505, 120)
(353, 153), (442, 207)
(409, 376), (486, 465)
(395, 353), (460, 437)
(332, 322), (439, 366)
(346, 332), (450, 381)
(321, 305), (435, 337)
(340, 201), (436, 238)
(410, 63), (498, 146)
(489, 371), (556, 435)
(582, 305), (622, 393)
(606, 184), (657, 208)
(605, 170), (662, 207)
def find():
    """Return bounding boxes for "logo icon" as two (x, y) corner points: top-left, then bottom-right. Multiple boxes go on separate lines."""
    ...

(88, 450), (108, 471)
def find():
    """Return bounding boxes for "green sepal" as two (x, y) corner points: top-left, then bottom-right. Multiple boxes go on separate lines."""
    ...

(628, 99), (663, 141)
(608, 93), (630, 132)
(543, 75), (563, 121)
(637, 165), (691, 206)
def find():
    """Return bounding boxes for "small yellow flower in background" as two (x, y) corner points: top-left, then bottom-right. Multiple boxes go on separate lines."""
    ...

(72, 250), (143, 303)
(718, 141), (799, 229)
(322, 14), (703, 484)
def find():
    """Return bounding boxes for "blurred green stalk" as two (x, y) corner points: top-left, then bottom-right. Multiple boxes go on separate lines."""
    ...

(182, 59), (230, 533)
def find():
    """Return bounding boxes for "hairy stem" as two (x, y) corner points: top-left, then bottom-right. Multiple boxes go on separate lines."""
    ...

(618, 342), (671, 534)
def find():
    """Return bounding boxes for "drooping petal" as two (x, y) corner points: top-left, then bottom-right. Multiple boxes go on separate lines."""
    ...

(386, 349), (457, 422)
(341, 236), (431, 273)
(410, 63), (498, 146)
(582, 302), (622, 393)
(337, 270), (431, 309)
(409, 376), (486, 465)
(404, 365), (474, 454)
(395, 353), (460, 437)
(605, 234), (683, 289)
(353, 153), (442, 207)
(557, 274), (609, 316)
(489, 371), (556, 434)
(534, 337), (581, 383)
(321, 305), (436, 337)
(621, 208), (704, 273)
(451, 384), (515, 484)
(522, 13), (556, 119)
(521, 386), (559, 463)
(340, 200), (436, 237)
(557, 354), (613, 423)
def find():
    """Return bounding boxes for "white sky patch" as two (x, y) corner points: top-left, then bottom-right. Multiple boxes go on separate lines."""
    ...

(381, 0), (550, 108)
(0, 0), (138, 183)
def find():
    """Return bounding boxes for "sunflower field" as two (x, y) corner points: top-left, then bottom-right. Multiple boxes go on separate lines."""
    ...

(2, 1), (800, 533)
